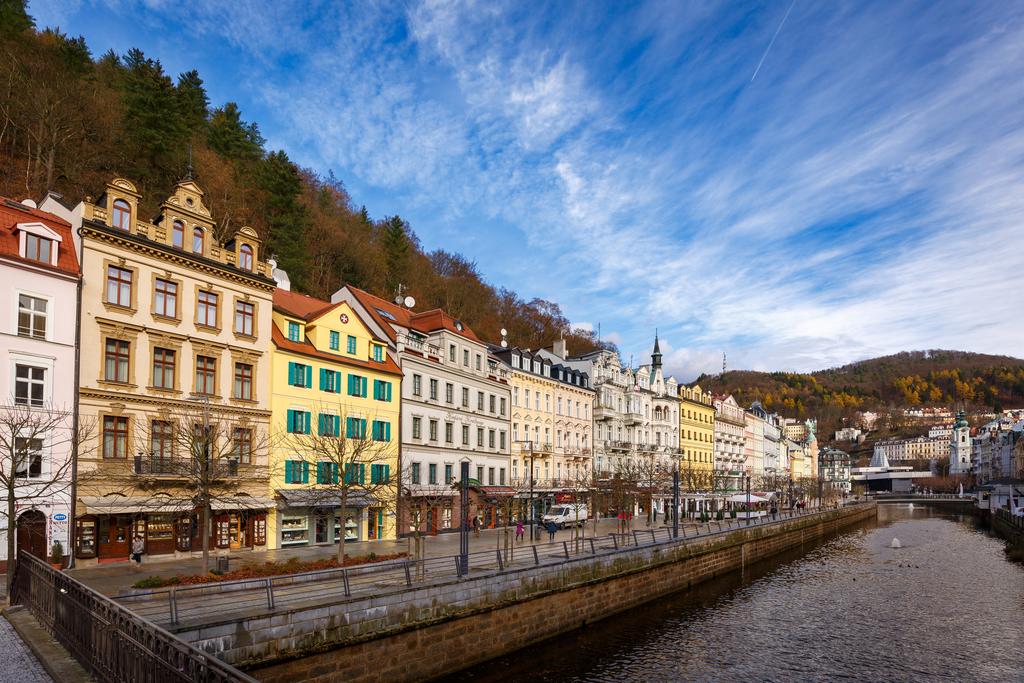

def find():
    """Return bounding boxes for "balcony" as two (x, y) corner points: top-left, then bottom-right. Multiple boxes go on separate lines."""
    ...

(397, 334), (441, 361)
(517, 442), (553, 457)
(593, 404), (616, 421)
(133, 455), (239, 478)
(624, 409), (643, 425)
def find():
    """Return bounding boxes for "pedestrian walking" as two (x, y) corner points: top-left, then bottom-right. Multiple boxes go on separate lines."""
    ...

(473, 514), (481, 537)
(546, 520), (557, 541)
(130, 534), (145, 571)
(770, 505), (778, 520)
(515, 520), (524, 542)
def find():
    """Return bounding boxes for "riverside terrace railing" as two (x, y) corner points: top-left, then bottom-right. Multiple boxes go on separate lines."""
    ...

(117, 503), (870, 629)
(995, 507), (1024, 530)
(10, 551), (256, 683)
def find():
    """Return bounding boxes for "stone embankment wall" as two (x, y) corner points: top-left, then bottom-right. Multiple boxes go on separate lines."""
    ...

(183, 504), (875, 682)
(992, 509), (1024, 547)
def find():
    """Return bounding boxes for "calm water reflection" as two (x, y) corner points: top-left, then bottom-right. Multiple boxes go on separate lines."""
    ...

(448, 505), (1024, 682)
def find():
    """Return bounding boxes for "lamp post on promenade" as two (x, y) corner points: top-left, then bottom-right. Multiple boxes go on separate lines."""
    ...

(526, 441), (536, 541)
(746, 473), (752, 526)
(459, 459), (470, 575)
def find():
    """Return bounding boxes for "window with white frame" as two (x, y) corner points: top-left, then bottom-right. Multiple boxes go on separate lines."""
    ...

(14, 437), (42, 478)
(17, 294), (47, 339)
(14, 364), (45, 406)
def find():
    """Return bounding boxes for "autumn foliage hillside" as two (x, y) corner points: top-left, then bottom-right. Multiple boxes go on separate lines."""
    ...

(0, 4), (607, 354)
(696, 350), (1024, 437)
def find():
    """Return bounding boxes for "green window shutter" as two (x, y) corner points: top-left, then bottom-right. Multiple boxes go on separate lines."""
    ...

(316, 462), (325, 484)
(288, 362), (296, 385)
(302, 412), (311, 434)
(335, 371), (343, 393)
(304, 365), (312, 388)
(287, 409), (296, 432)
(385, 422), (391, 442)
(318, 414), (326, 436)
(384, 464), (390, 483)
(386, 382), (392, 401)
(332, 463), (339, 484)
(347, 374), (355, 395)
(301, 461), (310, 484)
(319, 368), (327, 391)
(359, 464), (366, 485)
(285, 460), (293, 482)
(360, 419), (367, 439)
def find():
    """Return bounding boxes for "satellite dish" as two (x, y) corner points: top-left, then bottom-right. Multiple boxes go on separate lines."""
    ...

(394, 295), (403, 305)
(404, 296), (416, 309)
(454, 320), (464, 331)
(500, 328), (507, 336)
(501, 340), (508, 348)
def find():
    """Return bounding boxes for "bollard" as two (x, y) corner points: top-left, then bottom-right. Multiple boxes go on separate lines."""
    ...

(454, 556), (464, 578)
(168, 588), (179, 625)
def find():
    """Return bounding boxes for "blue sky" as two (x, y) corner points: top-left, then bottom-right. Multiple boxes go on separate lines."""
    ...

(31, 1), (1024, 381)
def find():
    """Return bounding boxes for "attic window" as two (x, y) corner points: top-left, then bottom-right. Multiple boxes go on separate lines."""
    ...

(112, 199), (131, 231)
(24, 233), (53, 265)
(238, 244), (253, 271)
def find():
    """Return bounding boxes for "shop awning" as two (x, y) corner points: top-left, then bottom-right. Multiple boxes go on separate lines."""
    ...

(275, 489), (377, 509)
(80, 496), (191, 515)
(211, 496), (276, 511)
(727, 493), (771, 504)
(476, 486), (516, 496)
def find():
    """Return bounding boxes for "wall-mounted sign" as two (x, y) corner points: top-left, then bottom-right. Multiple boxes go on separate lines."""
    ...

(53, 513), (68, 521)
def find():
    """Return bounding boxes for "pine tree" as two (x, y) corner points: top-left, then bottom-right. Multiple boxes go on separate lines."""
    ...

(176, 69), (209, 136)
(0, 0), (34, 39)
(208, 102), (264, 161)
(380, 215), (411, 293)
(257, 150), (309, 287)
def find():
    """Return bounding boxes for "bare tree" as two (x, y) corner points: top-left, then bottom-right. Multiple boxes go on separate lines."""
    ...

(0, 401), (92, 594)
(400, 474), (455, 573)
(282, 403), (397, 566)
(77, 401), (272, 574)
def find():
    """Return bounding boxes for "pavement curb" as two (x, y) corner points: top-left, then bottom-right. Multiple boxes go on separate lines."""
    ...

(2, 605), (94, 683)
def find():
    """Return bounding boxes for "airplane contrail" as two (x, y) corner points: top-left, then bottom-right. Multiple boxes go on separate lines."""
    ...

(751, 0), (797, 82)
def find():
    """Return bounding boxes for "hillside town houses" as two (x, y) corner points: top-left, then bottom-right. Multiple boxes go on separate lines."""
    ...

(0, 178), (1002, 568)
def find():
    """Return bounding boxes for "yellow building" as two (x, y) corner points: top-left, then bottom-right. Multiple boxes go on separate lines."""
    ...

(269, 288), (401, 549)
(678, 384), (716, 489)
(66, 178), (275, 565)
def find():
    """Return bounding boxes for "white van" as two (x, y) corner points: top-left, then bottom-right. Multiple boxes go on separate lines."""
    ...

(542, 504), (589, 529)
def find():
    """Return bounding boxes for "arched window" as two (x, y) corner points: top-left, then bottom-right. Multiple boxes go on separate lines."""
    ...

(172, 220), (184, 249)
(192, 227), (204, 254)
(238, 244), (253, 271)
(112, 199), (131, 231)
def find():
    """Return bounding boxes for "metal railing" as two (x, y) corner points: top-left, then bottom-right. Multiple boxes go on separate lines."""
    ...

(115, 503), (870, 629)
(10, 551), (255, 683)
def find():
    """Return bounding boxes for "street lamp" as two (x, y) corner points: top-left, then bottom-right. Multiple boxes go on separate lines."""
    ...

(459, 458), (470, 575)
(524, 440), (536, 541)
(745, 473), (752, 525)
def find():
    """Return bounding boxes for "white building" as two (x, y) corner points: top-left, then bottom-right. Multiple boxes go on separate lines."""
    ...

(335, 286), (512, 531)
(873, 435), (949, 464)
(971, 415), (1022, 484)
(949, 410), (972, 476)
(834, 427), (862, 442)
(0, 197), (79, 570)
(713, 395), (746, 491)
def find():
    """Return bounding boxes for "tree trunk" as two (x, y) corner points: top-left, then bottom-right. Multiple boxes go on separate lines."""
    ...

(337, 488), (347, 566)
(6, 483), (16, 597)
(201, 499), (210, 574)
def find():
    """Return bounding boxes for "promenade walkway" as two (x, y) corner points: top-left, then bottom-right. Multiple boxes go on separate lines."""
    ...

(69, 517), (649, 597)
(104, 507), (845, 629)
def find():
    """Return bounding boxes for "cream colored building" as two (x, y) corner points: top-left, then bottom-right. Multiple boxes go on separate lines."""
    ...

(49, 178), (275, 564)
(493, 342), (594, 498)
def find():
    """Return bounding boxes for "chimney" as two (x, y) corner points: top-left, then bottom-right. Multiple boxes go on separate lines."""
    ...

(553, 338), (567, 359)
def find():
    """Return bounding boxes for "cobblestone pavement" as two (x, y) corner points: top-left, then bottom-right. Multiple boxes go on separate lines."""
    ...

(0, 617), (53, 683)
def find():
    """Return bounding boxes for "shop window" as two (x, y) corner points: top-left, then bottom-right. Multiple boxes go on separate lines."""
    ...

(280, 515), (309, 545)
(252, 514), (266, 546)
(75, 517), (97, 558)
(175, 516), (193, 552)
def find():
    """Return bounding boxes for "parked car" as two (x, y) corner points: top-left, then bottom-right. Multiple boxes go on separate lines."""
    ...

(542, 504), (589, 529)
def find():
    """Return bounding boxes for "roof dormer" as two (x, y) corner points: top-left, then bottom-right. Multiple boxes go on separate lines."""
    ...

(157, 180), (215, 255)
(103, 178), (141, 232)
(16, 221), (62, 266)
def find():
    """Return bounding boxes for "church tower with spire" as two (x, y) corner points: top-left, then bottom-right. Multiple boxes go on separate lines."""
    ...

(651, 332), (663, 376)
(950, 410), (972, 476)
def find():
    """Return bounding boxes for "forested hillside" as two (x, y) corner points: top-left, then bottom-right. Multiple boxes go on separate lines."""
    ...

(696, 350), (1024, 436)
(0, 3), (607, 354)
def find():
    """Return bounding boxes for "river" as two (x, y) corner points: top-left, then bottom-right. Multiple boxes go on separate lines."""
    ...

(446, 504), (1024, 682)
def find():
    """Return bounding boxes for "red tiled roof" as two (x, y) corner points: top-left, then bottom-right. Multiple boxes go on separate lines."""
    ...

(273, 288), (339, 320)
(0, 198), (79, 277)
(346, 285), (481, 343)
(271, 325), (403, 376)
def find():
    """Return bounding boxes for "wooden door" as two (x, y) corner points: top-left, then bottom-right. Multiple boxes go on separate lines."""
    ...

(16, 510), (47, 560)
(98, 515), (131, 559)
